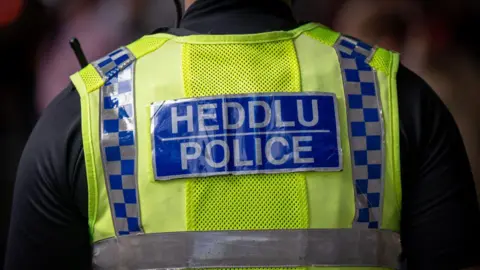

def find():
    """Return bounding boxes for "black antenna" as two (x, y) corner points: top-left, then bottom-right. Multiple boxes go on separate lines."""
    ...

(173, 0), (183, 28)
(70, 37), (88, 68)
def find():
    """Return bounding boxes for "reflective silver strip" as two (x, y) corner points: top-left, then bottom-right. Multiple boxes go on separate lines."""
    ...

(334, 36), (385, 229)
(93, 47), (137, 83)
(96, 47), (143, 236)
(93, 229), (400, 269)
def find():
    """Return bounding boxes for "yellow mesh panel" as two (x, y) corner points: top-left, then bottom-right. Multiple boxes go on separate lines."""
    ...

(183, 41), (301, 97)
(183, 40), (307, 270)
(186, 173), (308, 230)
(370, 48), (392, 75)
(79, 64), (104, 93)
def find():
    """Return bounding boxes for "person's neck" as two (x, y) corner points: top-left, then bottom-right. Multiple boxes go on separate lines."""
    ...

(185, 0), (292, 12)
(181, 0), (297, 34)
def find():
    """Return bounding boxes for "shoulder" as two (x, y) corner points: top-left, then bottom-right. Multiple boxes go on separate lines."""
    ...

(394, 63), (470, 182)
(27, 83), (82, 175)
(395, 65), (480, 268)
(17, 83), (86, 214)
(395, 64), (456, 154)
(5, 83), (91, 268)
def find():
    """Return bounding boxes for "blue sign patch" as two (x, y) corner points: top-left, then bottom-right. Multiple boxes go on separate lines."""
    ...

(151, 93), (342, 181)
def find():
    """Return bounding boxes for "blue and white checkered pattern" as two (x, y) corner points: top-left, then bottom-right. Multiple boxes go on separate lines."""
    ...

(94, 47), (143, 236)
(335, 36), (384, 229)
(93, 47), (135, 82)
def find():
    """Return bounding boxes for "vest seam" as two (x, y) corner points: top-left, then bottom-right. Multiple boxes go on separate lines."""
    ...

(291, 37), (310, 230)
(145, 23), (319, 45)
(303, 30), (341, 48)
(389, 52), (402, 212)
(80, 88), (98, 238)
(128, 37), (172, 60)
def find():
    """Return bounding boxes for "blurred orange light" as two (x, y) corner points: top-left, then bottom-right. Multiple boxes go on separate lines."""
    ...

(0, 0), (24, 26)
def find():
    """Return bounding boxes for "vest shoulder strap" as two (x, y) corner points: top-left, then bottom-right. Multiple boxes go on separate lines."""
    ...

(303, 24), (341, 47)
(304, 24), (398, 76)
(74, 23), (398, 93)
(75, 36), (172, 93)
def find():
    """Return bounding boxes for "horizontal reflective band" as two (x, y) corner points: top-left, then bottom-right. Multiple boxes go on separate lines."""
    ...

(93, 229), (401, 269)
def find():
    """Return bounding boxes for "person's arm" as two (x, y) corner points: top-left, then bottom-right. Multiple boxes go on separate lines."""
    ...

(398, 65), (480, 270)
(4, 84), (91, 269)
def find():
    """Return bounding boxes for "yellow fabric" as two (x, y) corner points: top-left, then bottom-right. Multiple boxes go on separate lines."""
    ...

(182, 37), (306, 270)
(182, 40), (308, 230)
(299, 28), (401, 232)
(377, 52), (402, 230)
(294, 31), (398, 270)
(135, 39), (188, 233)
(71, 23), (401, 269)
(78, 64), (104, 93)
(126, 36), (170, 59)
(70, 73), (115, 241)
(183, 40), (300, 98)
(70, 34), (176, 241)
(304, 26), (341, 47)
(293, 34), (355, 229)
(390, 53), (402, 208)
(370, 48), (392, 76)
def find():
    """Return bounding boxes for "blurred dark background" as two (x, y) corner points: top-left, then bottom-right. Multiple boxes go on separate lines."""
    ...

(1, 0), (479, 266)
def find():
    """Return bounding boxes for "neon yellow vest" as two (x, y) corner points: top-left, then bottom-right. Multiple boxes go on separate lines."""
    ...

(71, 23), (401, 270)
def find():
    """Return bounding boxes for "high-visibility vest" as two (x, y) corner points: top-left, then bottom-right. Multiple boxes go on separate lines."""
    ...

(71, 23), (402, 270)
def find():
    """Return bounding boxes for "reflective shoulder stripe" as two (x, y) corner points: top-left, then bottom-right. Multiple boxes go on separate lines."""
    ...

(334, 36), (385, 229)
(83, 38), (169, 237)
(93, 229), (401, 269)
(92, 47), (136, 83)
(98, 47), (143, 236)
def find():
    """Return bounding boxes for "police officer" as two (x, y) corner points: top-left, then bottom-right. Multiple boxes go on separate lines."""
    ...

(5, 0), (480, 269)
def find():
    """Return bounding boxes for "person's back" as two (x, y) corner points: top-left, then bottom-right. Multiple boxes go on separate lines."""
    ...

(5, 0), (480, 269)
